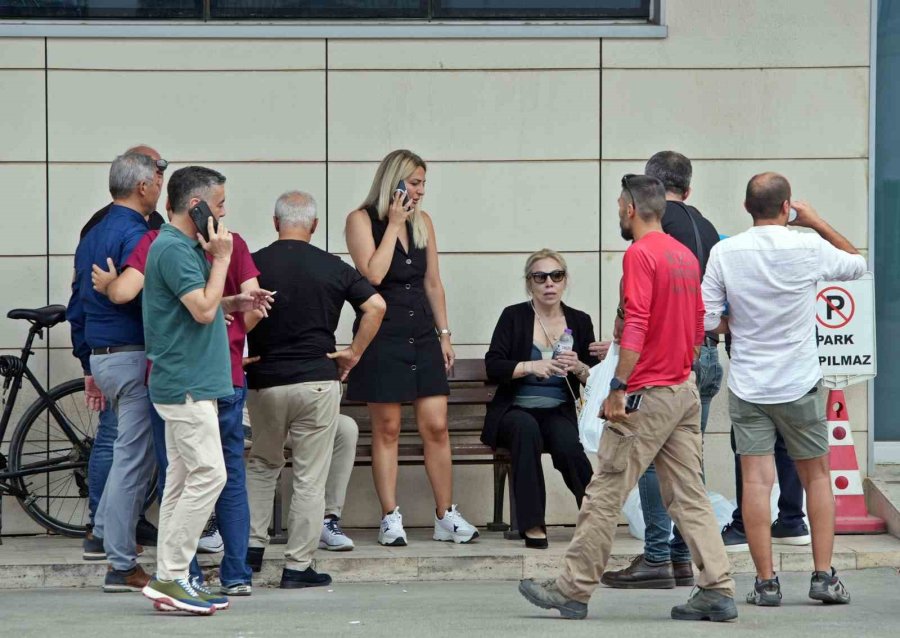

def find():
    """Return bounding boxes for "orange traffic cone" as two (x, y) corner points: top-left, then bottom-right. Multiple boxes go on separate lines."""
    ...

(827, 389), (885, 534)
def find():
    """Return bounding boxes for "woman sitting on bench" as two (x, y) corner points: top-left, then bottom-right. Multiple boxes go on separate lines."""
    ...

(482, 249), (596, 549)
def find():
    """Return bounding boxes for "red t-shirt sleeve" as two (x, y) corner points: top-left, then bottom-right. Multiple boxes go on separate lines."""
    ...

(620, 246), (655, 353)
(123, 230), (158, 274)
(232, 233), (261, 285)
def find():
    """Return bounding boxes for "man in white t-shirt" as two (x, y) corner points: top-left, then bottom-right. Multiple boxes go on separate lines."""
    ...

(702, 172), (865, 607)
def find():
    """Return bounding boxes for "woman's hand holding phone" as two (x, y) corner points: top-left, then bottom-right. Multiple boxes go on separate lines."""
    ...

(388, 187), (414, 229)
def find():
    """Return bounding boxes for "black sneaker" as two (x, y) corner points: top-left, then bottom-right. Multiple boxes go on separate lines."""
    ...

(279, 567), (332, 589)
(136, 517), (158, 547)
(671, 588), (738, 622)
(721, 522), (748, 552)
(746, 575), (782, 606)
(771, 518), (811, 546)
(809, 567), (851, 604)
(246, 547), (265, 573)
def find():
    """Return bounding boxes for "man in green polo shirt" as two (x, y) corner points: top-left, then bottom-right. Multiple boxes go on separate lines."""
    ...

(140, 166), (269, 616)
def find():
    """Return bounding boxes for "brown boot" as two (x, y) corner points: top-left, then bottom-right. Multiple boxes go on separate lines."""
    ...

(673, 561), (695, 586)
(600, 554), (676, 589)
(103, 564), (151, 593)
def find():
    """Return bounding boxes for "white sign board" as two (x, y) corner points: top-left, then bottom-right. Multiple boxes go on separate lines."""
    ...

(816, 272), (876, 388)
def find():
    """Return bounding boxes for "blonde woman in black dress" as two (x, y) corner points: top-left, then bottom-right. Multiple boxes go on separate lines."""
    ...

(345, 149), (478, 546)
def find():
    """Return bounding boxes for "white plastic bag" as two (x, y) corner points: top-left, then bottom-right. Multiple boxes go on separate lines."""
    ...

(624, 487), (738, 541)
(578, 343), (619, 454)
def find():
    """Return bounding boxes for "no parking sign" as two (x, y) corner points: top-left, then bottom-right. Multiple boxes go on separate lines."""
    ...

(816, 272), (876, 388)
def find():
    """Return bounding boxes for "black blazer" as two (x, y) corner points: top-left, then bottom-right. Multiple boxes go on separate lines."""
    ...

(481, 301), (598, 448)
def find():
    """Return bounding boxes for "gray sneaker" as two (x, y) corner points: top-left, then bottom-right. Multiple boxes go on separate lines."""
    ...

(671, 587), (738, 622)
(746, 576), (782, 606)
(517, 579), (587, 620)
(809, 568), (851, 604)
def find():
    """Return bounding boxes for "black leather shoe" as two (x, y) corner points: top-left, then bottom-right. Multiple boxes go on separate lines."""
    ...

(279, 567), (332, 589)
(601, 554), (676, 589)
(246, 547), (265, 573)
(136, 517), (158, 547)
(524, 536), (549, 549)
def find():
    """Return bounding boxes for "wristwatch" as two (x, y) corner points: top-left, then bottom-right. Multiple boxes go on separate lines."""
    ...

(609, 377), (628, 392)
(616, 306), (625, 320)
(437, 328), (452, 337)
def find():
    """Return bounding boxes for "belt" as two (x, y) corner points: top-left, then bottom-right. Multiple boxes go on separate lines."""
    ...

(91, 345), (144, 355)
(703, 332), (719, 347)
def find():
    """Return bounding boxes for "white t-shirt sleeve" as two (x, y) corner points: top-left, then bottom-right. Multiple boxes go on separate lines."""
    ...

(816, 237), (867, 282)
(702, 245), (727, 332)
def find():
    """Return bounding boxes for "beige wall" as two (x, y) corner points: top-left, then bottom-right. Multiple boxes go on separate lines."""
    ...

(0, 0), (872, 532)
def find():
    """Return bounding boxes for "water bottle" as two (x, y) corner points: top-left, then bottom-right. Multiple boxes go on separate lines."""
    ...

(552, 329), (574, 377)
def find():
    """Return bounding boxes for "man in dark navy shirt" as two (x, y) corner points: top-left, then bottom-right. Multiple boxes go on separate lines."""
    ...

(67, 150), (162, 592)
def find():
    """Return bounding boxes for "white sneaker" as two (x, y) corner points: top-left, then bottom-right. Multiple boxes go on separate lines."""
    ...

(319, 517), (355, 551)
(197, 516), (224, 554)
(433, 505), (479, 544)
(378, 507), (408, 546)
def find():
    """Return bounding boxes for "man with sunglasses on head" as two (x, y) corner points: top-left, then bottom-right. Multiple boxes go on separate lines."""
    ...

(518, 174), (736, 623)
(67, 149), (166, 593)
(601, 151), (727, 589)
(71, 146), (168, 561)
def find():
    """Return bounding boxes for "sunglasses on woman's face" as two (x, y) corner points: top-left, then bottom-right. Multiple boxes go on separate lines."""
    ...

(528, 270), (567, 284)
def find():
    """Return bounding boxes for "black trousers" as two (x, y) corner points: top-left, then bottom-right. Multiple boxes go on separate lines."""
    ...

(730, 426), (806, 529)
(495, 406), (593, 535)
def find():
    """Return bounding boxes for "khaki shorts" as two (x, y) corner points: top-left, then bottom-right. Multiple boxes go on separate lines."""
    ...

(728, 383), (828, 460)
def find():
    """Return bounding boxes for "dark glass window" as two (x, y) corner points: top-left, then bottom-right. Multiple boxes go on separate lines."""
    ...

(211, 1), (427, 19)
(433, 0), (649, 19)
(0, 1), (202, 19)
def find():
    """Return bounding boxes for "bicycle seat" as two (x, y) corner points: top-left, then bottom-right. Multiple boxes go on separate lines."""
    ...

(7, 305), (67, 328)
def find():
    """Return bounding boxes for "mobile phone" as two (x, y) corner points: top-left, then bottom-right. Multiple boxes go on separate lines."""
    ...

(394, 180), (410, 207)
(188, 200), (218, 243)
(788, 207), (798, 223)
(625, 393), (643, 414)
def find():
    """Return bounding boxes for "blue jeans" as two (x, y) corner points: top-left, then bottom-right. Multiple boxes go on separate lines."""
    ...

(151, 387), (252, 586)
(639, 344), (723, 563)
(88, 406), (117, 524)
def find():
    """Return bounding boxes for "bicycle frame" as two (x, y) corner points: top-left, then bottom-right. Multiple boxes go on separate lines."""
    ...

(0, 324), (91, 490)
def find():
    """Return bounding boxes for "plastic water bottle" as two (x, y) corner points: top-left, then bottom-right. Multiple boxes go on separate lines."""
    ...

(552, 329), (574, 377)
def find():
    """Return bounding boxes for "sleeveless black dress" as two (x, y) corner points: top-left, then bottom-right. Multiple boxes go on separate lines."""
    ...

(346, 208), (450, 403)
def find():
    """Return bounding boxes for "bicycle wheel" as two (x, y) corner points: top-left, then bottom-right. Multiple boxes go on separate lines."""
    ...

(8, 378), (158, 537)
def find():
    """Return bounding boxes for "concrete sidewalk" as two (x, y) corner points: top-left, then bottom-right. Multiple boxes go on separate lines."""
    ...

(2, 526), (899, 590)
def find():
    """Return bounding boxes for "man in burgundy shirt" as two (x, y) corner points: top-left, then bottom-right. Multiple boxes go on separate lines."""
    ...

(518, 175), (736, 623)
(93, 217), (261, 595)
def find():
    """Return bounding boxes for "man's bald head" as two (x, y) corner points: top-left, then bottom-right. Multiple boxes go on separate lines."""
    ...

(745, 172), (791, 221)
(125, 145), (160, 162)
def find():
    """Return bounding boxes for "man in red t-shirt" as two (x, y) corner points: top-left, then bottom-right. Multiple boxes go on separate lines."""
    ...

(518, 175), (736, 623)
(93, 222), (260, 595)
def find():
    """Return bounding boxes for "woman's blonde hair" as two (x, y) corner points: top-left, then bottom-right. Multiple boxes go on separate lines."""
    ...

(523, 248), (569, 295)
(359, 149), (429, 249)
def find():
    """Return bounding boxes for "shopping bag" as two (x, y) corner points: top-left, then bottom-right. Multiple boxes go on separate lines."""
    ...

(578, 343), (619, 454)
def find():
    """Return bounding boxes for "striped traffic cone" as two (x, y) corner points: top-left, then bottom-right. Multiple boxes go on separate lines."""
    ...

(827, 389), (885, 534)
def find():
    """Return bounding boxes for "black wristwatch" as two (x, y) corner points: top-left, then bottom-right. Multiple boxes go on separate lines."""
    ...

(616, 306), (625, 320)
(609, 377), (628, 392)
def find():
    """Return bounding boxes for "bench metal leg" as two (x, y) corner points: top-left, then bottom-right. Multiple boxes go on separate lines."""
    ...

(268, 471), (288, 545)
(503, 466), (519, 540)
(487, 460), (510, 532)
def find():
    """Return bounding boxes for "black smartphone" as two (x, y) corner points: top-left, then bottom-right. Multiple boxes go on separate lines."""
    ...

(394, 179), (410, 207)
(625, 393), (643, 414)
(188, 200), (218, 243)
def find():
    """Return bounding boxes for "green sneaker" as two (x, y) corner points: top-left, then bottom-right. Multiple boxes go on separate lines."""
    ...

(189, 576), (230, 610)
(142, 577), (217, 615)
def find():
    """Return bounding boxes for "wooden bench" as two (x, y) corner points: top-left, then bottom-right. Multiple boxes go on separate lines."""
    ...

(269, 359), (519, 542)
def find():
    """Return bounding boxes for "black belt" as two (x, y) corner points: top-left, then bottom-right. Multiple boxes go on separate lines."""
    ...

(91, 345), (144, 355)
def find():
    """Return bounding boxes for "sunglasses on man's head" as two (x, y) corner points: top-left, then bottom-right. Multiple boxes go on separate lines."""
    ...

(156, 159), (169, 172)
(528, 270), (567, 284)
(621, 173), (636, 204)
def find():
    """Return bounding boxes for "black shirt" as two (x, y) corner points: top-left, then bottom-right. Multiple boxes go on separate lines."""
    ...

(247, 239), (377, 389)
(80, 204), (164, 239)
(661, 200), (720, 275)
